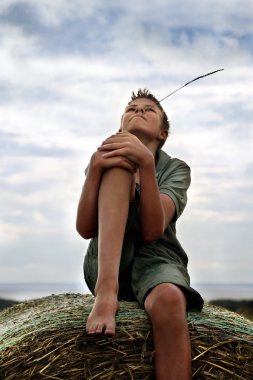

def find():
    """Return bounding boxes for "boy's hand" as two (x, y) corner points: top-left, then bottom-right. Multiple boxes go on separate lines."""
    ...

(89, 149), (136, 174)
(97, 131), (154, 168)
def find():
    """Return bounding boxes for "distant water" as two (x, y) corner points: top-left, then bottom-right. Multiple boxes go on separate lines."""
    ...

(194, 283), (253, 301)
(0, 282), (252, 302)
(0, 283), (90, 302)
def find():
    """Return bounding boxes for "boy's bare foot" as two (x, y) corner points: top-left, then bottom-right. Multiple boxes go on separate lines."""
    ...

(86, 292), (119, 336)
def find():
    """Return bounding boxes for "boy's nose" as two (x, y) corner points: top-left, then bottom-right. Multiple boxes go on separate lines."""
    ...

(135, 107), (144, 114)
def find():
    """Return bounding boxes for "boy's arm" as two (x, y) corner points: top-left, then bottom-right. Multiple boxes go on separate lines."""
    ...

(76, 150), (136, 239)
(138, 161), (175, 241)
(76, 157), (101, 239)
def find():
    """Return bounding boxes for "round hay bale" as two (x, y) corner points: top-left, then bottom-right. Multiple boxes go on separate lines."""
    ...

(0, 293), (253, 380)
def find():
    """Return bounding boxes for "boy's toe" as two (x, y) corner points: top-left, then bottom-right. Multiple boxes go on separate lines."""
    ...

(95, 323), (104, 334)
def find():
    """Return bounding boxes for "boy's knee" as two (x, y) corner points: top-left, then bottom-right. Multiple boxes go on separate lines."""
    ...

(144, 283), (187, 322)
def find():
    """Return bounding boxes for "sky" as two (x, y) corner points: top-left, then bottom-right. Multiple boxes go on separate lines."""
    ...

(0, 0), (253, 288)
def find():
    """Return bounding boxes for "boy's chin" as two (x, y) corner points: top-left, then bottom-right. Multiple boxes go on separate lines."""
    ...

(124, 124), (146, 134)
(126, 129), (152, 142)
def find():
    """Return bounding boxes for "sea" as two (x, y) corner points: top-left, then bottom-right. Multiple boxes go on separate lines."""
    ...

(0, 282), (252, 302)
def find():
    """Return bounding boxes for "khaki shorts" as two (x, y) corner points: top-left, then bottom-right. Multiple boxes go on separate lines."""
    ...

(83, 199), (203, 311)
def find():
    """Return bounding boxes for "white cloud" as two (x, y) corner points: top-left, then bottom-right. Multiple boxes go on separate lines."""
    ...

(0, 0), (253, 286)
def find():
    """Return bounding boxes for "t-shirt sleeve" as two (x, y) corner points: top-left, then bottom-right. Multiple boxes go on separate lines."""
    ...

(158, 158), (191, 220)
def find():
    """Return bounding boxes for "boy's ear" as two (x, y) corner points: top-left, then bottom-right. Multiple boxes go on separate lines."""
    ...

(158, 129), (168, 143)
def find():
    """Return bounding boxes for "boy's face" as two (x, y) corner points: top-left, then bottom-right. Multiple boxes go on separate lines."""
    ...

(121, 98), (167, 146)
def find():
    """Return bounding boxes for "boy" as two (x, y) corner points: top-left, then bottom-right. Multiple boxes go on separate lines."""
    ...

(76, 89), (203, 380)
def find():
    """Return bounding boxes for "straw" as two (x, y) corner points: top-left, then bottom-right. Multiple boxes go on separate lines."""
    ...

(0, 293), (252, 379)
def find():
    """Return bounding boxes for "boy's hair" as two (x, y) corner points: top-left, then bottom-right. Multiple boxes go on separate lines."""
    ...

(129, 88), (170, 134)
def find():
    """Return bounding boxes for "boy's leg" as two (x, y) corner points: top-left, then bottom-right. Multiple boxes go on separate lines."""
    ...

(144, 283), (191, 380)
(86, 167), (134, 336)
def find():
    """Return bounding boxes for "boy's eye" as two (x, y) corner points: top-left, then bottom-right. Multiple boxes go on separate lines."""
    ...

(126, 107), (155, 112)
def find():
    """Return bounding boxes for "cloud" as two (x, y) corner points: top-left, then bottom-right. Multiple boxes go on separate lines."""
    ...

(0, 0), (252, 285)
(1, 131), (73, 158)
